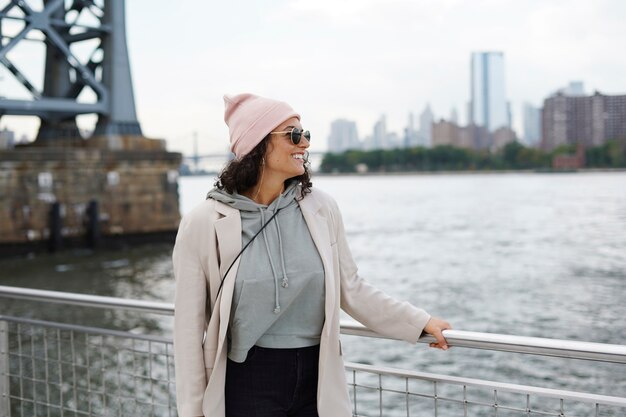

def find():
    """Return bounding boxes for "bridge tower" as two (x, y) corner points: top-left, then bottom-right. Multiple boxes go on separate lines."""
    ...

(0, 0), (142, 142)
(0, 0), (181, 255)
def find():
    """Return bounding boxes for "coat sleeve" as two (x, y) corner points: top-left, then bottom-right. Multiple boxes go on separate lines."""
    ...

(328, 197), (431, 343)
(172, 214), (209, 417)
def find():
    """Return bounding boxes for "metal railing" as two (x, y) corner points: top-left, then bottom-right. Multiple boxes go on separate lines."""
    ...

(2, 285), (625, 363)
(344, 362), (626, 417)
(1, 285), (625, 417)
(0, 316), (175, 417)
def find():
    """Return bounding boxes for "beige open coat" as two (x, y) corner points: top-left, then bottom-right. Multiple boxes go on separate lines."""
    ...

(172, 187), (431, 417)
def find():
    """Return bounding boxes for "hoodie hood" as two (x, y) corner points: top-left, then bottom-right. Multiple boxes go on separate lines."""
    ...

(206, 181), (299, 213)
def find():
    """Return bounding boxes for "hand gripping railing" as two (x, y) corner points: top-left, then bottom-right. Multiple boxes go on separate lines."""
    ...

(1, 285), (625, 364)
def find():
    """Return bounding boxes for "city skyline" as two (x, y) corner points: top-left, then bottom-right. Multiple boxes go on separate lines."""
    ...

(327, 81), (626, 154)
(1, 0), (625, 156)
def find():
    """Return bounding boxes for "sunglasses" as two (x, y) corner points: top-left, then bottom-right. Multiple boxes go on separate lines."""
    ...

(270, 127), (311, 145)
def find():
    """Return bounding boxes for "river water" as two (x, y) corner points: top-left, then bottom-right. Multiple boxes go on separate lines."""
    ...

(1, 172), (625, 415)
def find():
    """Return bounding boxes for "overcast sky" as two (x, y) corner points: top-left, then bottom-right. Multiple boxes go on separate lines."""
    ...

(1, 0), (626, 155)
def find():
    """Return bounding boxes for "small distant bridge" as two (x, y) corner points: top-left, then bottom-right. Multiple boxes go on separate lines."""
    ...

(182, 150), (326, 163)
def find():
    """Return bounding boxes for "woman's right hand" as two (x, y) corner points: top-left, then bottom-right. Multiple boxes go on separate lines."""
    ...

(424, 316), (452, 350)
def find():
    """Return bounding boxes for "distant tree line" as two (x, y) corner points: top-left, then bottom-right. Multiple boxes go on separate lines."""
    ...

(319, 140), (626, 173)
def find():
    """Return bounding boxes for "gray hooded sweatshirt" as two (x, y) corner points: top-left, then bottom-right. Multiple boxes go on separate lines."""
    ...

(207, 183), (325, 362)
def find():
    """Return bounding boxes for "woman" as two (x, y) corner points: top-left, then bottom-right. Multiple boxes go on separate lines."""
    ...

(173, 93), (451, 417)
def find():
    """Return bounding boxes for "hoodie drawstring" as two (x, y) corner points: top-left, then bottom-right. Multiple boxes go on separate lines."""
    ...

(259, 208), (282, 314)
(275, 219), (289, 289)
(209, 184), (295, 315)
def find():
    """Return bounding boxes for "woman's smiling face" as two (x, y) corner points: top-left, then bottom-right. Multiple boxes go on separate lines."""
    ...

(264, 117), (310, 182)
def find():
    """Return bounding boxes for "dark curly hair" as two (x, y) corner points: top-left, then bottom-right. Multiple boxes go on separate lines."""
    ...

(214, 135), (312, 200)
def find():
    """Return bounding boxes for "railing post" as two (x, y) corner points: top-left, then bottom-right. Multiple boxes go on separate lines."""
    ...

(0, 320), (10, 416)
(49, 202), (63, 252)
(85, 199), (101, 249)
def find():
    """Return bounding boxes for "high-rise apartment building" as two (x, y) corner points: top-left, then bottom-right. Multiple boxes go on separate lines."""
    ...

(432, 119), (491, 150)
(470, 51), (509, 132)
(432, 119), (458, 147)
(541, 91), (626, 150)
(327, 119), (360, 153)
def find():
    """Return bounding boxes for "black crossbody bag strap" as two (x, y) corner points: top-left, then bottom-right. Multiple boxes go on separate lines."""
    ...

(214, 208), (282, 299)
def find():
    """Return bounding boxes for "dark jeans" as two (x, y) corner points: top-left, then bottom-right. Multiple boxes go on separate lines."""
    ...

(225, 344), (320, 417)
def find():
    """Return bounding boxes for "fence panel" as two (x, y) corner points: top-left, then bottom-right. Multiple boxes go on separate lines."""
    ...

(1, 317), (176, 417)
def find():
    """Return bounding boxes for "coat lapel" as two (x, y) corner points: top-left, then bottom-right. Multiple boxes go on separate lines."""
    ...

(299, 193), (337, 398)
(298, 194), (335, 336)
(212, 202), (242, 352)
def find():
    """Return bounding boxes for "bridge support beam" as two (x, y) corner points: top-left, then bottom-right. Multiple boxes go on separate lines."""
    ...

(0, 0), (142, 141)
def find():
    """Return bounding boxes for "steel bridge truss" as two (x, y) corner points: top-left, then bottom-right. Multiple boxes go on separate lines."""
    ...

(0, 0), (141, 141)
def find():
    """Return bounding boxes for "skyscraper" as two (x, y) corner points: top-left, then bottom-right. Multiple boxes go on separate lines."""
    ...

(327, 119), (360, 153)
(404, 112), (418, 147)
(373, 115), (387, 149)
(470, 52), (509, 132)
(449, 107), (459, 125)
(556, 81), (585, 97)
(418, 104), (433, 147)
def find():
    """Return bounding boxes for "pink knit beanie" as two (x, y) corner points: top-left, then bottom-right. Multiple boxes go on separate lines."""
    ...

(224, 93), (300, 159)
